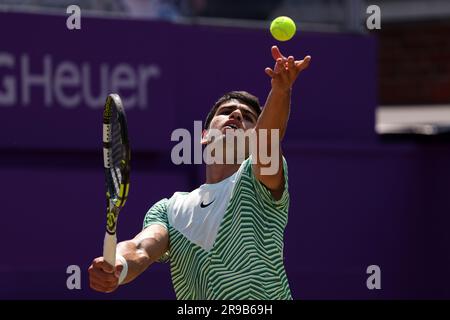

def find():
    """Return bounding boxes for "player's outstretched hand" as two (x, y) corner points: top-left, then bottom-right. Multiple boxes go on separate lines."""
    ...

(88, 257), (124, 293)
(265, 46), (311, 91)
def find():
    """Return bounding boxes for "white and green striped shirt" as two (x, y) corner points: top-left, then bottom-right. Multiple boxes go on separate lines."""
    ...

(143, 156), (292, 300)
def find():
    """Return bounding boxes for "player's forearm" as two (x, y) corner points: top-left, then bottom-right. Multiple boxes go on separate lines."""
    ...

(251, 88), (289, 191)
(256, 88), (291, 142)
(115, 224), (169, 285)
(115, 240), (152, 284)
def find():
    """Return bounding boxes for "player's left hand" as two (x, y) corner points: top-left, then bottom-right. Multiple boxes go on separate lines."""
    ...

(265, 46), (311, 91)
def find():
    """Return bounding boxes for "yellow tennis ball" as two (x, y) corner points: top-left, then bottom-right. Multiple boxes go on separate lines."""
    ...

(270, 16), (296, 41)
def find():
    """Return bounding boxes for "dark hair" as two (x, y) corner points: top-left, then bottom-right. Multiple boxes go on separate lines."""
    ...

(204, 91), (262, 129)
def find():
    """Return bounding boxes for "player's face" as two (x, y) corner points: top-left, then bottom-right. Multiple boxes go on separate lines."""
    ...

(208, 99), (258, 133)
(201, 100), (259, 162)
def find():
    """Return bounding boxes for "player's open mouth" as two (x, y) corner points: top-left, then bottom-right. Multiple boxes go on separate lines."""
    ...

(223, 124), (238, 130)
(222, 119), (242, 131)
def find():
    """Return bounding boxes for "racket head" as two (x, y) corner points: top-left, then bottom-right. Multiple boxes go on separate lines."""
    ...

(103, 93), (131, 235)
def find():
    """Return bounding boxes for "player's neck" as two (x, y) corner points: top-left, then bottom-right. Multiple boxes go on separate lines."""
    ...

(205, 163), (240, 184)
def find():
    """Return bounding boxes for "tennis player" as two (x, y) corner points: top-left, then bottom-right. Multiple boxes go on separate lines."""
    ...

(88, 46), (311, 299)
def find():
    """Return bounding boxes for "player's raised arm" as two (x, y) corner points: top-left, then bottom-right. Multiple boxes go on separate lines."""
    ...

(88, 224), (168, 293)
(252, 46), (311, 198)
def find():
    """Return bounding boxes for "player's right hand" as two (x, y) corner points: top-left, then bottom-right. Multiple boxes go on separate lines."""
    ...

(88, 257), (124, 293)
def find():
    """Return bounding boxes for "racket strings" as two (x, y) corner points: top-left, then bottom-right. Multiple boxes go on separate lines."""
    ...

(110, 109), (126, 199)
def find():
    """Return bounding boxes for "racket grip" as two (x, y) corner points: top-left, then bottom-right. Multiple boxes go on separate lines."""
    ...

(103, 232), (117, 267)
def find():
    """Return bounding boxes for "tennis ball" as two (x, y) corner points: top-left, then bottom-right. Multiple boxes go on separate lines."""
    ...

(270, 16), (296, 41)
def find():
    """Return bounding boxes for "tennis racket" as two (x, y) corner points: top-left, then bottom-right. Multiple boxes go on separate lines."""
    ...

(102, 93), (131, 267)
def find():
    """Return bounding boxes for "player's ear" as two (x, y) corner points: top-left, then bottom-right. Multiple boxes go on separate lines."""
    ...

(201, 129), (209, 145)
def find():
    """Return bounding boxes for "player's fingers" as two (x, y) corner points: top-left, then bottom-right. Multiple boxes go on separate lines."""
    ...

(89, 267), (119, 285)
(271, 45), (287, 61)
(90, 280), (108, 293)
(115, 264), (124, 278)
(91, 257), (104, 268)
(274, 58), (284, 73)
(90, 278), (118, 293)
(287, 56), (295, 70)
(265, 67), (275, 78)
(89, 278), (118, 294)
(93, 277), (118, 289)
(271, 46), (280, 60)
(100, 261), (114, 273)
(89, 268), (116, 285)
(89, 265), (118, 280)
(296, 55), (311, 72)
(89, 274), (118, 289)
(91, 257), (114, 273)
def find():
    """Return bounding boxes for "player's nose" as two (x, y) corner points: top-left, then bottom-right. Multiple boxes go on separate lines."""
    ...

(229, 109), (243, 122)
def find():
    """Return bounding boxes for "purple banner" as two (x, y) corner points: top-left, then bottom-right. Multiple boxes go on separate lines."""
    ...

(1, 11), (376, 152)
(9, 11), (448, 301)
(1, 12), (176, 150)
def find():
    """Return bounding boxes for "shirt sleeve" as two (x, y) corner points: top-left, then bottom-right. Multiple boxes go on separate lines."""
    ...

(244, 155), (290, 211)
(142, 198), (170, 263)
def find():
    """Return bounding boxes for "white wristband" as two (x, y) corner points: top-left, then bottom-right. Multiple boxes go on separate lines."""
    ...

(116, 255), (128, 285)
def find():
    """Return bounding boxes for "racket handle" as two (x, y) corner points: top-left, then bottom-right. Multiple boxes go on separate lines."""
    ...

(103, 232), (117, 267)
